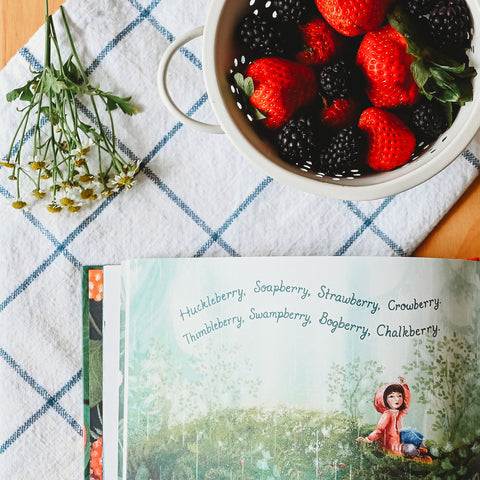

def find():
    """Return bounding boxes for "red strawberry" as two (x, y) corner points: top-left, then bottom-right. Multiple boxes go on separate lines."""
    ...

(320, 97), (358, 130)
(246, 58), (317, 129)
(296, 17), (344, 66)
(315, 0), (395, 37)
(356, 24), (420, 108)
(358, 107), (416, 171)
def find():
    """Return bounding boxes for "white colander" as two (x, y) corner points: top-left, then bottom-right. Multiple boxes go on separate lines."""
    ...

(158, 0), (480, 200)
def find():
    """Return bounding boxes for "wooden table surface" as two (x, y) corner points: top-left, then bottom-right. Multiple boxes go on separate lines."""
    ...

(1, 1), (479, 259)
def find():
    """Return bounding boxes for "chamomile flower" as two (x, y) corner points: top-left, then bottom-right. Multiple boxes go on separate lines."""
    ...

(113, 164), (138, 190)
(71, 138), (94, 157)
(12, 199), (27, 209)
(47, 202), (63, 213)
(0, 161), (15, 168)
(3, 4), (137, 213)
(32, 189), (47, 199)
(28, 155), (46, 171)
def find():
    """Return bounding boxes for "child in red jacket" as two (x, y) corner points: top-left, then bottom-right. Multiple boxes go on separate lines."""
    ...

(357, 376), (431, 462)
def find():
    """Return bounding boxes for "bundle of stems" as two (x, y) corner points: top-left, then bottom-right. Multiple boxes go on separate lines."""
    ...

(2, 1), (138, 212)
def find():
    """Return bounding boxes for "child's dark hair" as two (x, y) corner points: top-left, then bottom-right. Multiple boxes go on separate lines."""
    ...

(383, 383), (407, 410)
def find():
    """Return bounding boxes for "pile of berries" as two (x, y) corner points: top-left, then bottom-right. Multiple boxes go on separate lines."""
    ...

(232, 0), (475, 177)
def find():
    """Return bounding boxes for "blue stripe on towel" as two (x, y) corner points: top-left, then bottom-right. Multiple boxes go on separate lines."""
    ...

(0, 348), (83, 453)
(337, 199), (406, 256)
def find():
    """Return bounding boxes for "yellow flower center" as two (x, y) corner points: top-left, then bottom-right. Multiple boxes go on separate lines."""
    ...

(12, 200), (27, 209)
(47, 204), (62, 213)
(60, 197), (75, 206)
(29, 161), (46, 170)
(77, 146), (91, 157)
(81, 188), (95, 199)
(79, 174), (95, 182)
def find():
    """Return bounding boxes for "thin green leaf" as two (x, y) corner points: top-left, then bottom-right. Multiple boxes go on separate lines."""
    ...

(455, 65), (477, 79)
(456, 77), (474, 103)
(104, 93), (137, 115)
(253, 109), (267, 121)
(441, 102), (454, 126)
(429, 66), (456, 85)
(243, 77), (255, 98)
(41, 69), (67, 95)
(423, 78), (461, 103)
(6, 87), (24, 102)
(411, 59), (430, 88)
(233, 72), (265, 121)
(63, 55), (83, 85)
(47, 111), (61, 125)
(430, 61), (467, 74)
(388, 2), (476, 107)
(234, 73), (255, 98)
(6, 82), (34, 103)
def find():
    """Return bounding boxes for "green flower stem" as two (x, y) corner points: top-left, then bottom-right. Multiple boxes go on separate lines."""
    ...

(50, 16), (83, 154)
(18, 167), (38, 185)
(5, 1), (138, 211)
(89, 94), (120, 171)
(60, 5), (122, 172)
(33, 82), (46, 157)
(95, 143), (106, 188)
(100, 96), (118, 154)
(44, 5), (51, 67)
(59, 6), (86, 83)
(54, 90), (80, 150)
(98, 96), (123, 172)
(67, 91), (82, 150)
(48, 121), (59, 202)
(8, 106), (33, 166)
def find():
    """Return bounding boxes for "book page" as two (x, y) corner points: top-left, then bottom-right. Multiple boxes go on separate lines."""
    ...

(82, 267), (104, 480)
(119, 256), (480, 479)
(102, 265), (122, 480)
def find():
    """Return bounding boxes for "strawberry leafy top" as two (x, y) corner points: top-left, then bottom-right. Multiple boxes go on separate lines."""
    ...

(233, 73), (267, 121)
(388, 4), (476, 117)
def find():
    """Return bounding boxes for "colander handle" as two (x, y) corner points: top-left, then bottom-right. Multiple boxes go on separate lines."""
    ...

(157, 26), (224, 134)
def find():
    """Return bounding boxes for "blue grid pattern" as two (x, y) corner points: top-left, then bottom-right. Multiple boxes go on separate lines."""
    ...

(0, 0), (479, 477)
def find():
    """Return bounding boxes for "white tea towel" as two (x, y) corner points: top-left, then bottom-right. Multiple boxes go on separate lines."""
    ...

(0, 0), (479, 478)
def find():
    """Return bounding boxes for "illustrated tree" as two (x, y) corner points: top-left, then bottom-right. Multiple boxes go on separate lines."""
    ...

(404, 332), (480, 446)
(127, 339), (264, 479)
(327, 358), (385, 420)
(127, 339), (180, 439)
(192, 342), (261, 414)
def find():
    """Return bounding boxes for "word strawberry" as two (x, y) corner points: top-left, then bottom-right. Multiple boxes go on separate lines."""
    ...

(296, 17), (344, 66)
(315, 0), (395, 37)
(358, 107), (416, 171)
(356, 24), (420, 108)
(243, 57), (317, 129)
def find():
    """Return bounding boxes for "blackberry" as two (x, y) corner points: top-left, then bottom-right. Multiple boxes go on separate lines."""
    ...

(318, 60), (358, 101)
(272, 0), (317, 25)
(314, 126), (366, 176)
(276, 115), (320, 171)
(236, 11), (298, 58)
(405, 0), (435, 18)
(426, 0), (472, 54)
(409, 99), (448, 144)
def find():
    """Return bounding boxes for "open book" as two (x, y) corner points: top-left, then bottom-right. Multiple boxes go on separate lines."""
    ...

(83, 256), (480, 480)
